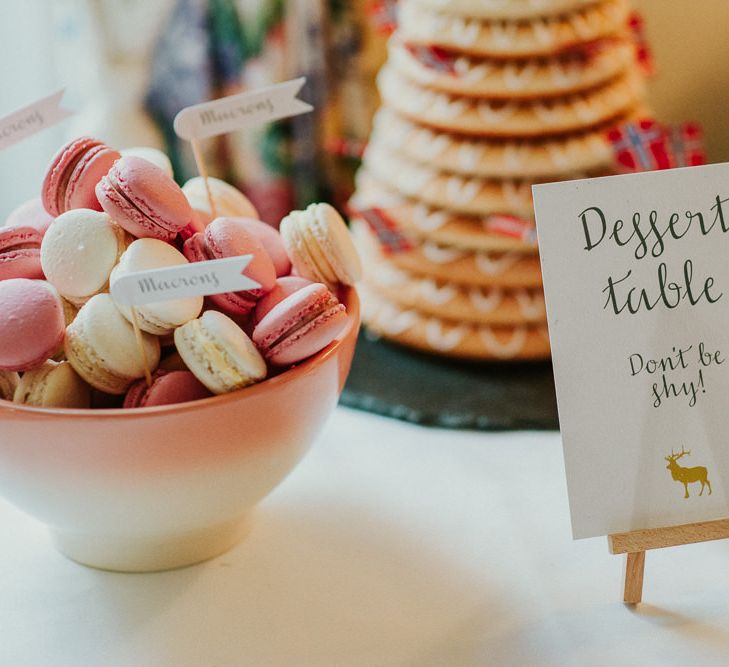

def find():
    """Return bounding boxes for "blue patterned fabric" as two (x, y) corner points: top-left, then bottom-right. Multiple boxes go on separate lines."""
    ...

(145, 0), (246, 180)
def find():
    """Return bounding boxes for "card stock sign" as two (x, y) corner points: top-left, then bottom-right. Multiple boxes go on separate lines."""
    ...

(533, 163), (729, 539)
(111, 256), (260, 307)
(173, 78), (313, 141)
(0, 89), (73, 151)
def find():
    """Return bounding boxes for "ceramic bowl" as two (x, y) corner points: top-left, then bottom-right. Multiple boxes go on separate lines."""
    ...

(0, 289), (360, 572)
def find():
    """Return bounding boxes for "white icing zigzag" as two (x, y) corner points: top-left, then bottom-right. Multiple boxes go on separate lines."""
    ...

(491, 22), (520, 48)
(418, 133), (451, 160)
(479, 326), (528, 358)
(532, 19), (557, 46)
(514, 290), (547, 318)
(451, 16), (480, 45)
(425, 319), (467, 351)
(349, 183), (406, 211)
(363, 142), (536, 216)
(575, 98), (602, 123)
(379, 64), (642, 137)
(503, 145), (527, 171)
(456, 59), (491, 83)
(503, 181), (532, 208)
(392, 35), (632, 101)
(533, 102), (563, 123)
(503, 63), (538, 90)
(549, 61), (581, 88)
(445, 176), (481, 205)
(370, 108), (616, 179)
(419, 279), (457, 305)
(475, 252), (520, 275)
(457, 143), (482, 171)
(376, 264), (410, 287)
(366, 259), (545, 318)
(468, 287), (504, 312)
(399, 0), (627, 54)
(412, 205), (449, 232)
(411, 0), (596, 20)
(545, 143), (572, 169)
(432, 95), (467, 120)
(477, 102), (517, 123)
(422, 242), (466, 263)
(363, 287), (547, 358)
(368, 300), (420, 336)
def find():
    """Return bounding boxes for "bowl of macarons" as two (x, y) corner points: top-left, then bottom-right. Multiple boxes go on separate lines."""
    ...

(0, 137), (361, 572)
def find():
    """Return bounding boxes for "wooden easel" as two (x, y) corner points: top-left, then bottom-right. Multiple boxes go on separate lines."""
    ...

(608, 517), (729, 604)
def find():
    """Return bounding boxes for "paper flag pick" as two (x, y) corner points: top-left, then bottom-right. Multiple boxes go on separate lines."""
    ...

(627, 11), (655, 76)
(404, 43), (457, 75)
(325, 136), (367, 160)
(0, 89), (73, 152)
(173, 78), (313, 141)
(605, 119), (673, 172)
(367, 0), (398, 34)
(111, 256), (261, 307)
(483, 214), (538, 244)
(563, 39), (609, 61)
(355, 207), (413, 254)
(669, 122), (707, 168)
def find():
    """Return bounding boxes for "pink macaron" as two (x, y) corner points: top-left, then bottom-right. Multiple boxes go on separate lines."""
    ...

(252, 282), (348, 366)
(123, 370), (212, 408)
(234, 218), (291, 277)
(41, 137), (121, 217)
(183, 217), (277, 316)
(178, 211), (208, 243)
(96, 156), (193, 241)
(3, 200), (53, 280)
(0, 279), (65, 371)
(5, 198), (54, 236)
(0, 226), (44, 280)
(254, 276), (312, 324)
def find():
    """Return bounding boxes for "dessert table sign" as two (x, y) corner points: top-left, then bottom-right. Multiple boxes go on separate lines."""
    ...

(533, 163), (729, 603)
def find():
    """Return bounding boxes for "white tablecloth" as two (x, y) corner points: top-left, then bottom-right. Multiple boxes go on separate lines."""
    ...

(2, 407), (729, 666)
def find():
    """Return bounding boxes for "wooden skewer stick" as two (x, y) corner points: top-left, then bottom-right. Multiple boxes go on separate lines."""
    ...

(130, 305), (152, 388)
(190, 137), (218, 219)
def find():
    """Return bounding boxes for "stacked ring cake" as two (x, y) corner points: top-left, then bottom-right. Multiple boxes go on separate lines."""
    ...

(350, 0), (649, 360)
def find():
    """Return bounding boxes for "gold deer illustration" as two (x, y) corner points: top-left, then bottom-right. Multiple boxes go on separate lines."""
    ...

(665, 446), (712, 499)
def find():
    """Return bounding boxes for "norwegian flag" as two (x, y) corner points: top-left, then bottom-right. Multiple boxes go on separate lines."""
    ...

(404, 43), (457, 75)
(605, 119), (673, 172)
(368, 1), (397, 34)
(628, 11), (655, 76)
(355, 207), (413, 254)
(325, 136), (367, 160)
(559, 37), (611, 61)
(483, 214), (537, 245)
(669, 122), (707, 167)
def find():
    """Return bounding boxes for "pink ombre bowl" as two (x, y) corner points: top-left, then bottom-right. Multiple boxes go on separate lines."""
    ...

(0, 289), (360, 572)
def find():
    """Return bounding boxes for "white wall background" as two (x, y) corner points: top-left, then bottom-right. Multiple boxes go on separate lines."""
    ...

(0, 0), (62, 220)
(0, 0), (172, 220)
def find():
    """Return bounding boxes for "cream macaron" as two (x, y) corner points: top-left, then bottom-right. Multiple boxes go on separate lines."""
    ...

(65, 293), (161, 395)
(0, 370), (19, 401)
(13, 360), (90, 408)
(182, 176), (258, 226)
(174, 310), (267, 395)
(280, 203), (362, 289)
(110, 238), (204, 335)
(41, 209), (128, 306)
